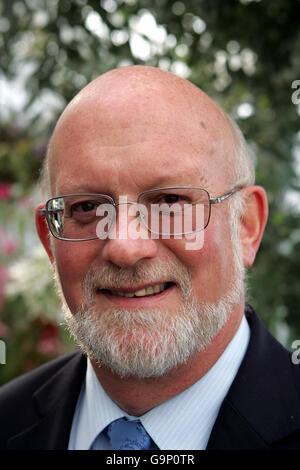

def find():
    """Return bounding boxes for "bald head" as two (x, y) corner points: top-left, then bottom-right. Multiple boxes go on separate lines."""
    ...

(59, 65), (218, 117)
(52, 65), (230, 146)
(41, 65), (254, 198)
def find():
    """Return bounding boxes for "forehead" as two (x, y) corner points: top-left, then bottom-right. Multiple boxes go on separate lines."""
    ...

(49, 78), (233, 195)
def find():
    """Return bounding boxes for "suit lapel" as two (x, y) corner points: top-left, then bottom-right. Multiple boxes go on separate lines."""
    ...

(207, 305), (300, 449)
(207, 398), (268, 449)
(8, 352), (87, 450)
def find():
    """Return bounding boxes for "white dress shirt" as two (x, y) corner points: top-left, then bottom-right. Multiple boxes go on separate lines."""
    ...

(68, 315), (250, 450)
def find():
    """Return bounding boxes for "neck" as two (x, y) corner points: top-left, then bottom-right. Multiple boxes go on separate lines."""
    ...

(90, 304), (244, 416)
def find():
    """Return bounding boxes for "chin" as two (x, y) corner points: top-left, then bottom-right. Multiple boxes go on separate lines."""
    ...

(62, 296), (233, 379)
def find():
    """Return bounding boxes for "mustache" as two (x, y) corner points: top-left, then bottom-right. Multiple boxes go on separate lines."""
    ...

(81, 259), (193, 297)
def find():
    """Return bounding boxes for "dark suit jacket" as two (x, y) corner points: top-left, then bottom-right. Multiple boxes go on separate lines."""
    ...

(1, 304), (300, 450)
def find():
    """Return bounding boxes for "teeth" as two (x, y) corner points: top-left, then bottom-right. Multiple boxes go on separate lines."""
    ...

(153, 285), (161, 294)
(135, 288), (147, 297)
(115, 292), (134, 297)
(110, 283), (168, 298)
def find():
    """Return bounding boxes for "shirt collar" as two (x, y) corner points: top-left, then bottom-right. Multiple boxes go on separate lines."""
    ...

(70, 314), (250, 450)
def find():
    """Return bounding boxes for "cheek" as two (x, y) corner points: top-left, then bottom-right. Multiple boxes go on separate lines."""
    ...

(53, 240), (102, 312)
(163, 222), (234, 302)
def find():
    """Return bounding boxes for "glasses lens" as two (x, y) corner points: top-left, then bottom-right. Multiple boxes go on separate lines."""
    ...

(138, 188), (210, 235)
(46, 195), (114, 240)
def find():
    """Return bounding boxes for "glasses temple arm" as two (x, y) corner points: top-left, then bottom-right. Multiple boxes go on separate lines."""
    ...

(210, 185), (244, 205)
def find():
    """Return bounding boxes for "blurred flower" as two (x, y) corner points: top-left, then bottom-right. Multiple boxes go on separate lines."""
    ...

(6, 246), (62, 322)
(17, 196), (32, 209)
(0, 266), (9, 311)
(37, 323), (62, 355)
(3, 239), (18, 255)
(0, 322), (10, 338)
(0, 229), (18, 256)
(0, 183), (12, 200)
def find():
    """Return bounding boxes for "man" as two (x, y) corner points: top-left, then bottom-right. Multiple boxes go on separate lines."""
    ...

(0, 65), (299, 450)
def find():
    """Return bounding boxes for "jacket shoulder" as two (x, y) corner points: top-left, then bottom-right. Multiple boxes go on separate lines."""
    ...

(209, 305), (300, 449)
(0, 351), (82, 441)
(0, 352), (80, 400)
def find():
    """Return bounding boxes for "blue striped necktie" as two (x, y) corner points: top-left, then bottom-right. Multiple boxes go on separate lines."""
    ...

(107, 417), (156, 450)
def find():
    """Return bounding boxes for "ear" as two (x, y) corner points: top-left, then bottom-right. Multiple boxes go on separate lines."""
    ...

(35, 204), (55, 264)
(239, 186), (268, 267)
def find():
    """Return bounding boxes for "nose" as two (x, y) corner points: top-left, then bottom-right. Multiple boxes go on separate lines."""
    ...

(101, 202), (158, 268)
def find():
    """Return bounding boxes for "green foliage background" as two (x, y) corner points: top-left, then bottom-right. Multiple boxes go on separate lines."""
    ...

(0, 0), (300, 383)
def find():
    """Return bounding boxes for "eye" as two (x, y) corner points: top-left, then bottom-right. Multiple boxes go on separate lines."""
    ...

(73, 201), (97, 213)
(68, 200), (100, 220)
(161, 194), (181, 204)
(156, 193), (189, 206)
(139, 189), (195, 211)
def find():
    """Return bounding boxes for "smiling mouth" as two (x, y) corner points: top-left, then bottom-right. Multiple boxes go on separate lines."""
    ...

(101, 282), (174, 298)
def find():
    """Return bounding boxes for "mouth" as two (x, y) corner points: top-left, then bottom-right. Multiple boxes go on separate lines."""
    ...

(100, 282), (174, 298)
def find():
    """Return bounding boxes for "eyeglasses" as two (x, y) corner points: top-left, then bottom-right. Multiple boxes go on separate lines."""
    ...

(39, 186), (243, 241)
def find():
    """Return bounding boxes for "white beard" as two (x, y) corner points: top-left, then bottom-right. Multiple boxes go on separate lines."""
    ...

(57, 241), (245, 378)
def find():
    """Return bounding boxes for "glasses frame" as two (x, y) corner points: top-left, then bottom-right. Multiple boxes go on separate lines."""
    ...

(39, 185), (244, 241)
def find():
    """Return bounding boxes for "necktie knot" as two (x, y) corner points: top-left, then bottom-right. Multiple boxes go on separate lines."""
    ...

(107, 417), (155, 450)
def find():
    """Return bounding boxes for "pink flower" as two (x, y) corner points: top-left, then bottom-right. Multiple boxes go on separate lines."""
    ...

(0, 183), (12, 200)
(37, 323), (62, 356)
(37, 337), (60, 355)
(17, 196), (32, 209)
(0, 322), (10, 338)
(0, 266), (8, 312)
(0, 230), (18, 255)
(3, 240), (18, 255)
